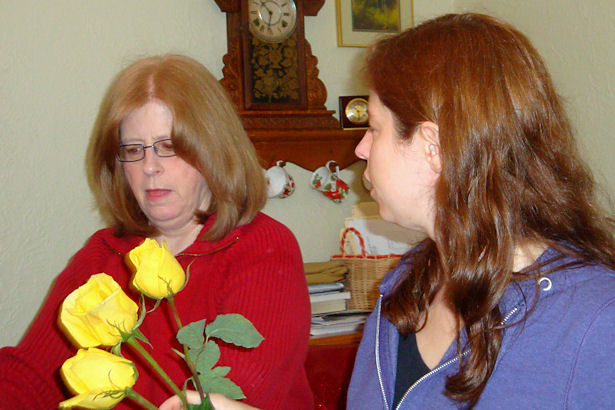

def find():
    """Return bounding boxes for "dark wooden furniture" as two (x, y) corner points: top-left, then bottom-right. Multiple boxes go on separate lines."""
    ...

(309, 331), (362, 346)
(248, 127), (364, 171)
(306, 331), (361, 409)
(306, 339), (360, 409)
(214, 0), (364, 171)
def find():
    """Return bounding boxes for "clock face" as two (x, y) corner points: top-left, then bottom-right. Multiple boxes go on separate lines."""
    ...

(249, 0), (297, 43)
(345, 97), (369, 125)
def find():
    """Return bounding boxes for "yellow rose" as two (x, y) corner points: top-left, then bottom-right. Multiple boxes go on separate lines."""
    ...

(59, 347), (137, 409)
(126, 238), (186, 299)
(59, 273), (139, 348)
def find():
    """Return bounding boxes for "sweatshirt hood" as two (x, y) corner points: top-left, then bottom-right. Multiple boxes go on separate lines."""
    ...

(378, 242), (594, 315)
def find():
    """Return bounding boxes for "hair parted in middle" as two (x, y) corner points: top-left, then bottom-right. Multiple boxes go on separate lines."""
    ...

(366, 13), (615, 405)
(86, 54), (266, 240)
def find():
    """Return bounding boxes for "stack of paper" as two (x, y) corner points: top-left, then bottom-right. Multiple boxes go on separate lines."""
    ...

(342, 202), (425, 256)
(310, 310), (370, 336)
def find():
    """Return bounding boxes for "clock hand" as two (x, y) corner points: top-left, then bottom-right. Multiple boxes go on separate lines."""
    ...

(261, 2), (274, 25)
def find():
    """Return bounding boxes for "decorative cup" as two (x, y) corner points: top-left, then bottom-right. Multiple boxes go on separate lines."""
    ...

(266, 161), (295, 198)
(310, 160), (350, 203)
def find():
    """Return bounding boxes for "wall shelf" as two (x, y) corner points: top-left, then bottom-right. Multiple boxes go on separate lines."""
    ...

(249, 127), (364, 171)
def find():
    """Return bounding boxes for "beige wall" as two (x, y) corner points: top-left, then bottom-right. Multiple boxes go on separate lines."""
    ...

(2, 0), (613, 347)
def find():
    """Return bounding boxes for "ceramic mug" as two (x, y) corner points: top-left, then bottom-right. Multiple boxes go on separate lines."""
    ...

(266, 161), (295, 198)
(310, 160), (349, 203)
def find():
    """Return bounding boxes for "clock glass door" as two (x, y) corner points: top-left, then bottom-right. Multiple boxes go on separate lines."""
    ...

(242, 0), (307, 110)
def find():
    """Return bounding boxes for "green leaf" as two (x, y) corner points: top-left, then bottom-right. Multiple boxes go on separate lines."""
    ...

(198, 374), (245, 400)
(177, 319), (206, 349)
(211, 366), (231, 378)
(195, 341), (220, 374)
(187, 346), (200, 364)
(205, 314), (264, 348)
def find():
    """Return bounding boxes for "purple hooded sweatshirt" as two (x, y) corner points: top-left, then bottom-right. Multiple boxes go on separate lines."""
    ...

(347, 245), (615, 409)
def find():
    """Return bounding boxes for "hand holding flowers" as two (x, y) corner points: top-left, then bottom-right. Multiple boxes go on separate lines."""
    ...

(58, 238), (264, 409)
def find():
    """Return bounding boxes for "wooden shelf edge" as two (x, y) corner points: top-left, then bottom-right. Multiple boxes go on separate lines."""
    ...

(309, 330), (363, 346)
(249, 128), (364, 171)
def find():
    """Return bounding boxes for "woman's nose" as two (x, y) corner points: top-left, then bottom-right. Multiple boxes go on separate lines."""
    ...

(355, 131), (371, 160)
(142, 147), (163, 175)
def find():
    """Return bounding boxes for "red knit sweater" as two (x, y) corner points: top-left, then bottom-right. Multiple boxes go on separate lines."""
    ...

(0, 212), (313, 409)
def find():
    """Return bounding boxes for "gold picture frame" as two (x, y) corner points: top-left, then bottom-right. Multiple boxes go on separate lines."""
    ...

(336, 0), (414, 48)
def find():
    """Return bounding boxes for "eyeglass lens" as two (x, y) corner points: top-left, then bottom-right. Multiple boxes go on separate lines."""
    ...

(118, 139), (176, 162)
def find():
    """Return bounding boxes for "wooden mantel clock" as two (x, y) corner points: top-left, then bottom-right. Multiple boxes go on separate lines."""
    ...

(214, 0), (363, 171)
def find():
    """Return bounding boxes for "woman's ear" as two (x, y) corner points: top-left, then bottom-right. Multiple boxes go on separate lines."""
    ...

(418, 122), (441, 174)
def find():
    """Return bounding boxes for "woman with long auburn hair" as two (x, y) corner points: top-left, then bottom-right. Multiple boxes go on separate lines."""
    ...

(348, 13), (615, 408)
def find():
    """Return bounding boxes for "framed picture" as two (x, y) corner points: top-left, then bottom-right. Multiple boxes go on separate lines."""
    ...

(336, 0), (414, 47)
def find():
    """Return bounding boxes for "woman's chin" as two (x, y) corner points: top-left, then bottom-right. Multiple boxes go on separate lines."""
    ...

(146, 212), (192, 232)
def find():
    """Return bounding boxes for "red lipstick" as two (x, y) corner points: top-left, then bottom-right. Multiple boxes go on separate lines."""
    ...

(145, 189), (171, 201)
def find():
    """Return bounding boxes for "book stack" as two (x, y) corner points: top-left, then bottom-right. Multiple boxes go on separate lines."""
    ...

(305, 260), (368, 337)
(308, 282), (369, 337)
(309, 282), (350, 315)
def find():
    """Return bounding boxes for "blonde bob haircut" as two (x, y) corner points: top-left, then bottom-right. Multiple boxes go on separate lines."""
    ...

(86, 54), (266, 241)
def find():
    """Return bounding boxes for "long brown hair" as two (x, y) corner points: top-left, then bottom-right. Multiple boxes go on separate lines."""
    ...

(367, 13), (615, 405)
(87, 54), (266, 240)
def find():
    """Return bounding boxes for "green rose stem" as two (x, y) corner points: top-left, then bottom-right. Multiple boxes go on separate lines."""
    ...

(125, 336), (189, 409)
(125, 389), (158, 410)
(168, 296), (207, 403)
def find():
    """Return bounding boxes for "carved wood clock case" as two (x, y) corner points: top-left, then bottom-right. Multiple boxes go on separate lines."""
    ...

(214, 0), (363, 171)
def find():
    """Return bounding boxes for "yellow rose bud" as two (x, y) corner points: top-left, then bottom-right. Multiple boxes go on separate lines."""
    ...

(59, 273), (139, 348)
(126, 238), (186, 299)
(59, 347), (137, 409)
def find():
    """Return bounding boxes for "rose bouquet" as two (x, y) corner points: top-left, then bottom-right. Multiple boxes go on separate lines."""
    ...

(57, 239), (264, 409)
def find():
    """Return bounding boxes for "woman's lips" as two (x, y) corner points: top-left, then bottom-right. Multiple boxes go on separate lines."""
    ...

(146, 189), (171, 201)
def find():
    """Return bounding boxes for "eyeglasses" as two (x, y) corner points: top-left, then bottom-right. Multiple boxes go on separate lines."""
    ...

(117, 139), (176, 162)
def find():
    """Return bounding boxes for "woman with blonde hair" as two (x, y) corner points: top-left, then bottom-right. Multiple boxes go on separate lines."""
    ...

(348, 13), (615, 408)
(0, 54), (313, 409)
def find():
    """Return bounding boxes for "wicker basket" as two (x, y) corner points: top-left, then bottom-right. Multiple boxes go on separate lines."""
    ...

(331, 227), (401, 311)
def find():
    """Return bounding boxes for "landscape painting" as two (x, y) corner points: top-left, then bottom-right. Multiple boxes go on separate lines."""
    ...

(351, 0), (400, 33)
(336, 0), (413, 47)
